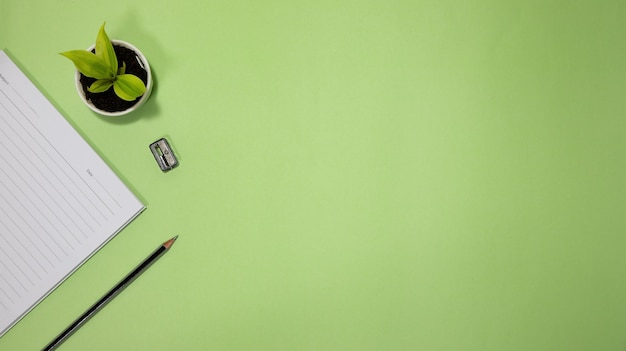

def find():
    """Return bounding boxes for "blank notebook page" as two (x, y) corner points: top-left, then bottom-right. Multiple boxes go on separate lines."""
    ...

(0, 50), (145, 337)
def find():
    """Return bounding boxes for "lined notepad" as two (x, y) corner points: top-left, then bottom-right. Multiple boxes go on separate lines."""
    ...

(0, 50), (145, 337)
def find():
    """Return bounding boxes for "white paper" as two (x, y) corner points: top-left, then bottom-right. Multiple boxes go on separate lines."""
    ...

(0, 50), (145, 337)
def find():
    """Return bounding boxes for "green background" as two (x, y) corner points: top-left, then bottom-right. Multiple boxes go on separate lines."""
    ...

(2, 1), (626, 350)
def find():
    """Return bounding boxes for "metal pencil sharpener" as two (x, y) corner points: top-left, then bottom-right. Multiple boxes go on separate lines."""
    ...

(149, 138), (179, 172)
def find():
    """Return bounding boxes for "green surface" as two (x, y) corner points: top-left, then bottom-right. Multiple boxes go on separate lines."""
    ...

(2, 1), (626, 350)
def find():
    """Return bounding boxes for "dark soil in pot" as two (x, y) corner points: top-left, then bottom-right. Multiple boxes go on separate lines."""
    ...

(79, 45), (149, 113)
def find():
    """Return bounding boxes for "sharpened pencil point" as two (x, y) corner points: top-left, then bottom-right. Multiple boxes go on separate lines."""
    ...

(163, 236), (178, 250)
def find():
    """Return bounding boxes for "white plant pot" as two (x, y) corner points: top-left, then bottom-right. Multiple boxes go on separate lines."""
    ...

(75, 40), (153, 117)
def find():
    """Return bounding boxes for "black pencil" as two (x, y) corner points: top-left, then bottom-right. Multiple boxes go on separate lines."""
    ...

(42, 236), (179, 351)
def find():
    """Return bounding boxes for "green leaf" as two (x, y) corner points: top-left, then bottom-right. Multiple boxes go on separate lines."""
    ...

(60, 50), (115, 79)
(118, 61), (126, 75)
(113, 74), (146, 101)
(88, 79), (114, 93)
(95, 22), (117, 72)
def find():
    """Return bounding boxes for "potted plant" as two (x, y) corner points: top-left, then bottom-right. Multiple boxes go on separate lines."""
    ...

(61, 23), (153, 116)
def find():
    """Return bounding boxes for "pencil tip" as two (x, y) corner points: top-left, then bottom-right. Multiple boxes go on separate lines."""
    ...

(163, 235), (178, 249)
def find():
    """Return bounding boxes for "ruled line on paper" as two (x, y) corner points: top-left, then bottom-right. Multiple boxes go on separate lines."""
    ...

(0, 70), (40, 119)
(0, 286), (14, 305)
(0, 101), (103, 231)
(0, 154), (78, 249)
(0, 299), (8, 311)
(0, 121), (92, 240)
(0, 86), (122, 223)
(0, 244), (33, 288)
(92, 175), (124, 209)
(0, 246), (34, 309)
(0, 206), (48, 278)
(0, 167), (69, 259)
(3, 84), (122, 217)
(0, 267), (22, 298)
(0, 220), (42, 282)
(0, 193), (54, 270)
(0, 99), (99, 235)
